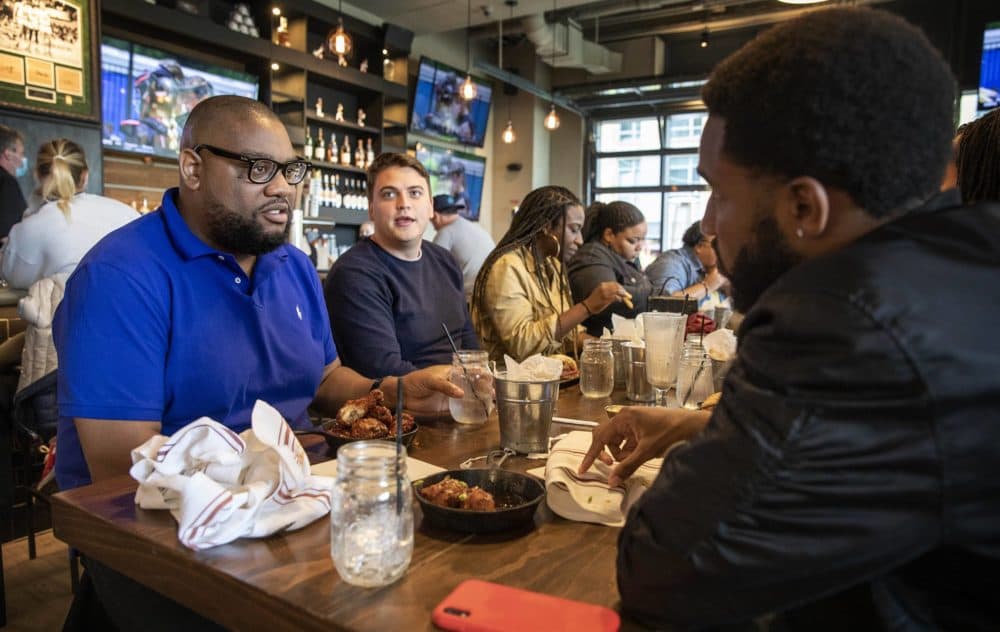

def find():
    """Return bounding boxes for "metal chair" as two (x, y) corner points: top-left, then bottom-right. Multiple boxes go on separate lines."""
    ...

(10, 371), (78, 594)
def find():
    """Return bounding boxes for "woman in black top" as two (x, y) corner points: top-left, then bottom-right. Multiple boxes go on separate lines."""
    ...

(567, 201), (652, 336)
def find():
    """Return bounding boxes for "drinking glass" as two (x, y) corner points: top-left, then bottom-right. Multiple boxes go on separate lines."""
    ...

(448, 351), (495, 424)
(676, 355), (714, 410)
(642, 312), (687, 407)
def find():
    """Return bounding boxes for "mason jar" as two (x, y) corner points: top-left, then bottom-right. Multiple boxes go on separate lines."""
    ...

(448, 350), (495, 425)
(330, 441), (413, 587)
(580, 339), (614, 399)
(676, 346), (714, 410)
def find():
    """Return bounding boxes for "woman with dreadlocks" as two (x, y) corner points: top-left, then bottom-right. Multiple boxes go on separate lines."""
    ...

(471, 185), (627, 362)
(956, 109), (1000, 204)
(567, 200), (651, 337)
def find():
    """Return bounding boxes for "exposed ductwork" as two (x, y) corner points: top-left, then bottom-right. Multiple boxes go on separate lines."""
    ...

(521, 14), (622, 75)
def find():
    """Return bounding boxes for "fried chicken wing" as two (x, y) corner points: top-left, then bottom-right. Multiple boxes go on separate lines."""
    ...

(348, 417), (388, 439)
(462, 487), (496, 511)
(419, 476), (468, 507)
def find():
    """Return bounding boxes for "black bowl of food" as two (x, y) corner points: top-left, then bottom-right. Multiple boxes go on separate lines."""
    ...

(296, 424), (418, 452)
(296, 388), (418, 452)
(413, 469), (545, 534)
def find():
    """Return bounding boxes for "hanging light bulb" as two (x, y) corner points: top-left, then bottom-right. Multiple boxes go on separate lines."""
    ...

(327, 0), (353, 58)
(502, 120), (516, 144)
(700, 27), (709, 48)
(544, 103), (560, 130)
(461, 74), (477, 101)
(461, 0), (476, 101)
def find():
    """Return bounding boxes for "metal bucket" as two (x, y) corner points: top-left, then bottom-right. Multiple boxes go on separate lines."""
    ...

(624, 342), (654, 402)
(494, 371), (561, 454)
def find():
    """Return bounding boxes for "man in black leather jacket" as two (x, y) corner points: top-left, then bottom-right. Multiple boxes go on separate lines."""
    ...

(580, 7), (1000, 630)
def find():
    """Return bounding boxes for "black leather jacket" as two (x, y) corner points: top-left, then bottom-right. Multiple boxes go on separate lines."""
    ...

(617, 191), (1000, 630)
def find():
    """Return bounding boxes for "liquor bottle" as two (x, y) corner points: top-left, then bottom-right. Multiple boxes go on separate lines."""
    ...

(320, 173), (329, 207)
(310, 171), (321, 217)
(366, 138), (375, 167)
(329, 133), (338, 164)
(340, 135), (351, 166)
(315, 129), (325, 162)
(334, 175), (344, 208)
(356, 139), (366, 169)
(275, 16), (290, 47)
(304, 127), (313, 161)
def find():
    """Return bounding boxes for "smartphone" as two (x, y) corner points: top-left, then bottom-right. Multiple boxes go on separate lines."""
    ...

(432, 579), (620, 632)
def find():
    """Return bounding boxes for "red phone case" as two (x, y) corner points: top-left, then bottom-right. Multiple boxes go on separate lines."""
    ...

(432, 579), (620, 632)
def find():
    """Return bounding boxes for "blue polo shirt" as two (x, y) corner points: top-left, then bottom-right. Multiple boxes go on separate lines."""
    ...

(54, 189), (337, 490)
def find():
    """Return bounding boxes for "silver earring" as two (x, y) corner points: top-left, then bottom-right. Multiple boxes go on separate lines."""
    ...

(795, 228), (804, 238)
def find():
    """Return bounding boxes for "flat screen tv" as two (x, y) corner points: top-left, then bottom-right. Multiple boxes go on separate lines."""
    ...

(409, 57), (492, 147)
(416, 142), (486, 222)
(979, 21), (1000, 112)
(101, 36), (259, 158)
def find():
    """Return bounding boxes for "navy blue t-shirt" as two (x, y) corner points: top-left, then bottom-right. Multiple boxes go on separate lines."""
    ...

(323, 238), (478, 378)
(54, 189), (337, 490)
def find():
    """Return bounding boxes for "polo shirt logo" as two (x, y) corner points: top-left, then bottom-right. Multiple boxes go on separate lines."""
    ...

(296, 305), (303, 321)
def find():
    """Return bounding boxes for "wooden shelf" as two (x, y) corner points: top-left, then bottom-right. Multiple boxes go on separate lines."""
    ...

(305, 110), (380, 134)
(102, 0), (406, 99)
(310, 160), (366, 174)
(303, 218), (337, 226)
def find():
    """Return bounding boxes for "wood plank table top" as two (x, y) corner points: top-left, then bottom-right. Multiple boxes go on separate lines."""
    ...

(52, 387), (641, 631)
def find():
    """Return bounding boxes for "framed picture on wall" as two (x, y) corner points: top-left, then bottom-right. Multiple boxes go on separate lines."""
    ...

(0, 0), (99, 121)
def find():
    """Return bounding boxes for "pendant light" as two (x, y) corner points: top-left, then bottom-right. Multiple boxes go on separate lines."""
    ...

(461, 0), (478, 101)
(544, 0), (560, 131)
(500, 0), (516, 144)
(700, 27), (709, 48)
(328, 0), (353, 58)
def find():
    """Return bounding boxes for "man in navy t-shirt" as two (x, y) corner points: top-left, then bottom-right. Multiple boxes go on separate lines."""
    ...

(324, 152), (479, 378)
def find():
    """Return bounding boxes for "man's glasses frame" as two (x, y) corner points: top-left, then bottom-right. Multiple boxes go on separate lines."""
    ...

(193, 144), (311, 185)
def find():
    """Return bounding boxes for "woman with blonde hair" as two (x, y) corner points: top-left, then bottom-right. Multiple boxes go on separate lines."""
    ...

(471, 185), (627, 362)
(0, 138), (137, 289)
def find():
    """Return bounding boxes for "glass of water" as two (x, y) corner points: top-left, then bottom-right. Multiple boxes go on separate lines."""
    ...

(448, 350), (495, 424)
(330, 441), (413, 587)
(676, 355), (714, 410)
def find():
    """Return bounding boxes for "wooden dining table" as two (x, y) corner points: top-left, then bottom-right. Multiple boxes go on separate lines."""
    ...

(51, 386), (643, 631)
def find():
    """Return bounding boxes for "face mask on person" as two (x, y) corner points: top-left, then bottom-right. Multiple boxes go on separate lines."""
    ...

(14, 156), (28, 178)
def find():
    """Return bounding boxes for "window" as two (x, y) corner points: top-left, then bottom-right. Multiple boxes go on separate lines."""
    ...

(595, 117), (659, 152)
(591, 111), (711, 259)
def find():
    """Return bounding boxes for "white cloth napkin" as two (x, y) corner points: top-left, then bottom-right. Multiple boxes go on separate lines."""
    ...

(528, 431), (672, 527)
(130, 400), (334, 550)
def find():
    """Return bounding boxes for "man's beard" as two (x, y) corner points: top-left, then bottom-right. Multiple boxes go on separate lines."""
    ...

(726, 214), (802, 314)
(205, 203), (289, 256)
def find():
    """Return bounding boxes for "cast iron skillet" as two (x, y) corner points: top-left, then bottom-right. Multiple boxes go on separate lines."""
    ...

(413, 469), (545, 534)
(295, 424), (418, 453)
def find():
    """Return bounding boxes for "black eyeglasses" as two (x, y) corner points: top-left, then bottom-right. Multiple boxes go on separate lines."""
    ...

(193, 144), (311, 185)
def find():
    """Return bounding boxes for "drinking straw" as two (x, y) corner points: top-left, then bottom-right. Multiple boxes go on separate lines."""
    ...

(396, 376), (403, 514)
(441, 322), (490, 419)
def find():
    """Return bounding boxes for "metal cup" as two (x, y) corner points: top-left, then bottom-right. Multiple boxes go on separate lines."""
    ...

(610, 337), (628, 388)
(623, 343), (654, 402)
(494, 371), (561, 454)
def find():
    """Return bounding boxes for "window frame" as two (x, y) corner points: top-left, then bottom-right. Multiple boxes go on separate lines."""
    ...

(589, 110), (711, 255)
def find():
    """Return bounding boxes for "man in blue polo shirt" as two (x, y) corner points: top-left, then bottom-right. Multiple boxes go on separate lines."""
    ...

(54, 96), (460, 491)
(54, 95), (462, 629)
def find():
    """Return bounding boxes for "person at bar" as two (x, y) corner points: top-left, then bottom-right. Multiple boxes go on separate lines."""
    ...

(580, 7), (1000, 629)
(471, 185), (625, 362)
(0, 138), (137, 290)
(567, 200), (651, 336)
(0, 123), (27, 239)
(323, 152), (478, 378)
(53, 95), (463, 629)
(431, 192), (494, 301)
(644, 219), (727, 305)
(955, 108), (1000, 203)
